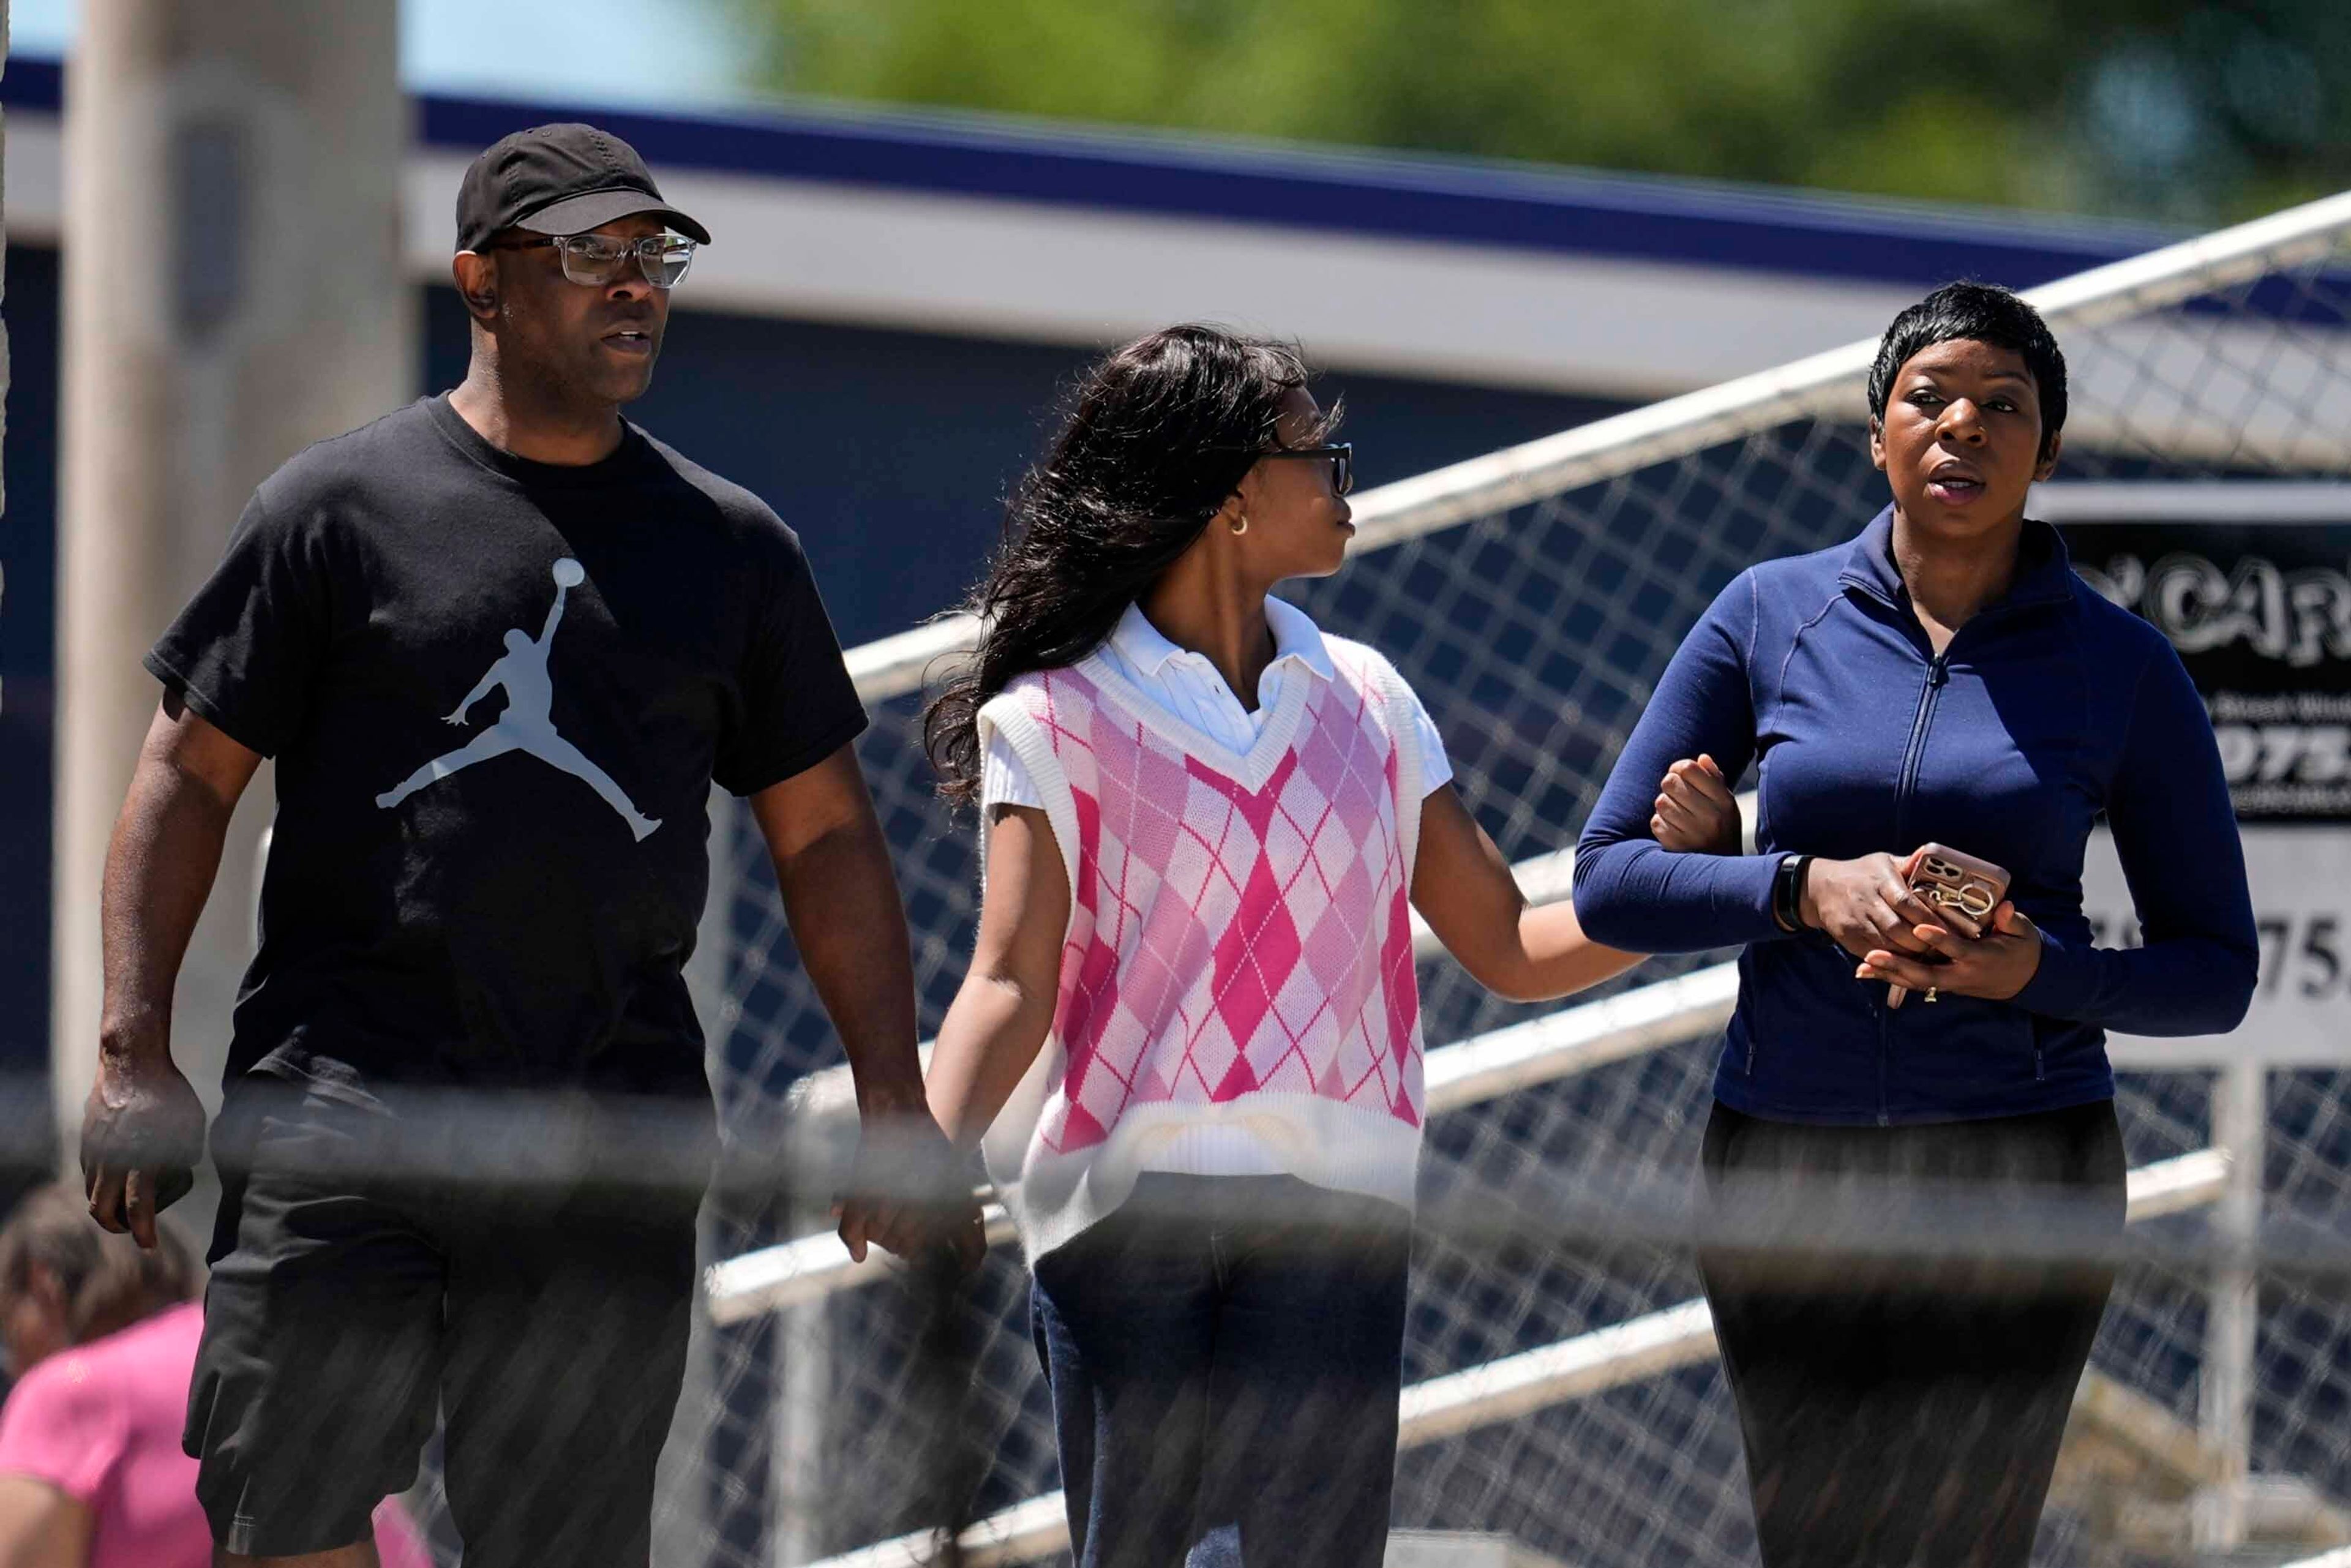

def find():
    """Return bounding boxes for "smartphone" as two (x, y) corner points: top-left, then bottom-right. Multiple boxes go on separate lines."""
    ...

(1907, 844), (2009, 939)
(1886, 843), (2011, 1007)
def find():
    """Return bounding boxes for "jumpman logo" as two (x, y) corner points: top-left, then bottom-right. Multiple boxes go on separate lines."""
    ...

(375, 559), (661, 841)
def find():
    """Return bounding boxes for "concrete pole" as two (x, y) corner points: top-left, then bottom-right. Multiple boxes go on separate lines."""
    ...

(51, 4), (408, 1172)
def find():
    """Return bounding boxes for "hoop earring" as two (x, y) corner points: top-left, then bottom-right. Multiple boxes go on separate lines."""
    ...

(1230, 513), (1250, 536)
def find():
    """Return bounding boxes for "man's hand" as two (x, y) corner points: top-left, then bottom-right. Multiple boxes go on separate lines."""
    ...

(81, 1046), (208, 1249)
(1858, 902), (2044, 1003)
(1651, 754), (1741, 855)
(834, 1104), (988, 1274)
(86, 702), (258, 1251)
(750, 746), (986, 1273)
(1798, 853), (1945, 961)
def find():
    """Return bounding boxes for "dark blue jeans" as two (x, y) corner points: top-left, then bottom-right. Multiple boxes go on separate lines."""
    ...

(1029, 1174), (1412, 1568)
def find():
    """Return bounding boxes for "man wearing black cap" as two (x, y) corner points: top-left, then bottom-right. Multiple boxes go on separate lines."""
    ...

(80, 123), (976, 1566)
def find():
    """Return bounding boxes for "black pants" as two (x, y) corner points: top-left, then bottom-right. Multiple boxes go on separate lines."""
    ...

(187, 1084), (703, 1566)
(1697, 1099), (2126, 1568)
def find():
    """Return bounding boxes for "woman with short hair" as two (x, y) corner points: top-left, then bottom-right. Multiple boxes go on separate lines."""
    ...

(1573, 282), (2259, 1567)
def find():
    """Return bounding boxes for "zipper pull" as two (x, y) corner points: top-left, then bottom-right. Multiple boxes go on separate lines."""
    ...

(1929, 656), (1949, 688)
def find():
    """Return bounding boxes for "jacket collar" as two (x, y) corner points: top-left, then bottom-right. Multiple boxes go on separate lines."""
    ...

(1836, 503), (2077, 618)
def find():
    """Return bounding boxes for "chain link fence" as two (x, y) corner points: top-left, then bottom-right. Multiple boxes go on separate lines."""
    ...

(672, 193), (2351, 1567)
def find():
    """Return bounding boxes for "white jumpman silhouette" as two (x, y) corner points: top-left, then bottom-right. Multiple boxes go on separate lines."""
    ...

(375, 559), (661, 841)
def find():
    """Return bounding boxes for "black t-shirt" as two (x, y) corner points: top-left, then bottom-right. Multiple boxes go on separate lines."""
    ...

(147, 394), (868, 1103)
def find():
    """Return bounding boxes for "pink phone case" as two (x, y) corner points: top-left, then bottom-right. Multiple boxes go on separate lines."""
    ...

(1906, 844), (2009, 939)
(1886, 844), (2011, 1007)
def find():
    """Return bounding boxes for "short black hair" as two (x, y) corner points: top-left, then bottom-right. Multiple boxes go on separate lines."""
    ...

(1867, 282), (2068, 459)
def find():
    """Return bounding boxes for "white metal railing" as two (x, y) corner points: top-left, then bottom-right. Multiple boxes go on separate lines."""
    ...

(705, 962), (1741, 1322)
(710, 789), (1757, 1323)
(779, 190), (2351, 1317)
(705, 923), (2238, 1324)
(751, 189), (2351, 1563)
(2282, 1548), (2351, 1568)
(843, 191), (2351, 707)
(799, 1149), (2233, 1568)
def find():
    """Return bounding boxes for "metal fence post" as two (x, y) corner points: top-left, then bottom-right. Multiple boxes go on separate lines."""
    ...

(771, 1218), (832, 1562)
(2195, 1056), (2265, 1551)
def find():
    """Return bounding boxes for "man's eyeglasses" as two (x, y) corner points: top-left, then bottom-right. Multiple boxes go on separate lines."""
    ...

(1247, 443), (1353, 497)
(485, 231), (697, 290)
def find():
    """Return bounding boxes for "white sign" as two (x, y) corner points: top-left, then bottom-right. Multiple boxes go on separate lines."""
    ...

(2049, 483), (2351, 1070)
(2086, 826), (2351, 1069)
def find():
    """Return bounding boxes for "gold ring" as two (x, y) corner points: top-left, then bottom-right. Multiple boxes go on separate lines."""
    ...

(1925, 986), (1940, 1003)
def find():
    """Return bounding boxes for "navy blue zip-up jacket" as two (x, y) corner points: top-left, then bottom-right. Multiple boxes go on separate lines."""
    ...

(1573, 508), (2258, 1126)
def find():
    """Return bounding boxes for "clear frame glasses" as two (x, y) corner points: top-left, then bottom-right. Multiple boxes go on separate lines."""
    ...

(487, 231), (697, 290)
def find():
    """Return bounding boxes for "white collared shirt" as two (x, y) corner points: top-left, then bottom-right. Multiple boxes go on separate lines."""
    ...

(981, 597), (1453, 812)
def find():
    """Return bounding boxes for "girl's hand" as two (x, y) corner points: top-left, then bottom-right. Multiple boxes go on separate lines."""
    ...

(835, 1105), (985, 1270)
(1414, 786), (1644, 1002)
(1858, 902), (2045, 1003)
(923, 803), (1068, 1228)
(1651, 754), (1741, 855)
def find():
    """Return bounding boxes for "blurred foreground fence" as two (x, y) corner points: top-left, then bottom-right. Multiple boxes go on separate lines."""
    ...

(668, 192), (2351, 1567)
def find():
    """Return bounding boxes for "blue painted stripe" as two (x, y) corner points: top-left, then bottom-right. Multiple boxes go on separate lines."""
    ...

(5, 55), (62, 111)
(9, 51), (2341, 323)
(4, 51), (2167, 288)
(414, 90), (2172, 291)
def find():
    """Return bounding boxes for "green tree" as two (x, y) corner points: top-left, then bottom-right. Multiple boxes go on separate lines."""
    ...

(733, 0), (2347, 223)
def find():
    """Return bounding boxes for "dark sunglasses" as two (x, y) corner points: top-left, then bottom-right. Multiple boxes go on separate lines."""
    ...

(1246, 442), (1354, 496)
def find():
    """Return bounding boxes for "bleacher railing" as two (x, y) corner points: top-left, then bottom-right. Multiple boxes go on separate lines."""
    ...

(683, 190), (2351, 1568)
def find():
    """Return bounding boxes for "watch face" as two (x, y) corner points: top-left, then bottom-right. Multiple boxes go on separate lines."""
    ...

(1775, 855), (1805, 925)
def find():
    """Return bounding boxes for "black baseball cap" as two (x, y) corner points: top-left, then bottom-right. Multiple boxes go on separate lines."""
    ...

(455, 122), (711, 253)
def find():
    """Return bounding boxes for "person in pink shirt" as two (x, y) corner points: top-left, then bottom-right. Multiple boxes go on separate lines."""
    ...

(0, 1186), (429, 1568)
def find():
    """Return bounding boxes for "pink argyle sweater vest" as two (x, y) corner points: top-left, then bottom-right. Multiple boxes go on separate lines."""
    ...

(975, 636), (1428, 1260)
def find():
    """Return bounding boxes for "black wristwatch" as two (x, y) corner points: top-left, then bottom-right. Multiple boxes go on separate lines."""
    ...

(1771, 853), (1812, 933)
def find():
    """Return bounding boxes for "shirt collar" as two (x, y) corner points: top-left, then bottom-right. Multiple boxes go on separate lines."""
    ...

(1108, 597), (1338, 683)
(1265, 596), (1340, 681)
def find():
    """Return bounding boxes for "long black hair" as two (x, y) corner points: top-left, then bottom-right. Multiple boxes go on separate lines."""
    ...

(924, 323), (1336, 805)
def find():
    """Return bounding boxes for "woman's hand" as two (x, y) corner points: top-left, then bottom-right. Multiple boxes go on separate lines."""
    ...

(1651, 754), (1741, 854)
(1798, 853), (1946, 960)
(1858, 902), (2045, 1002)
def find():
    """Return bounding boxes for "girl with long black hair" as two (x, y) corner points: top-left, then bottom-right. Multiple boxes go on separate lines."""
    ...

(923, 324), (1735, 1566)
